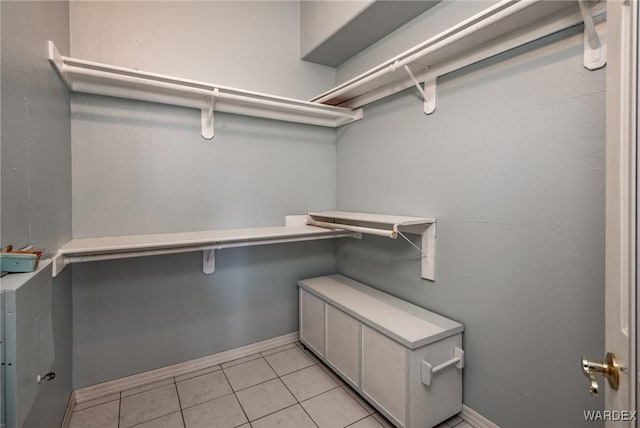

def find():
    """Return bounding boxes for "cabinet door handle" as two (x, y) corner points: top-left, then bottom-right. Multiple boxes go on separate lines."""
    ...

(421, 347), (464, 386)
(36, 372), (55, 384)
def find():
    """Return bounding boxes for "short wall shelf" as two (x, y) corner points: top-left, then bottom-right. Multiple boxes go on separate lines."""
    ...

(310, 0), (606, 113)
(307, 211), (437, 281)
(47, 42), (362, 140)
(51, 212), (437, 280)
(51, 218), (355, 277)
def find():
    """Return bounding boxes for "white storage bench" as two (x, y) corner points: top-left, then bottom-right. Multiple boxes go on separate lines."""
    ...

(298, 274), (464, 428)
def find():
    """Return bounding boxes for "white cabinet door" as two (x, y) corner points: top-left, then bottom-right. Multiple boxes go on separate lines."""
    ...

(361, 325), (407, 427)
(326, 305), (360, 386)
(299, 289), (325, 356)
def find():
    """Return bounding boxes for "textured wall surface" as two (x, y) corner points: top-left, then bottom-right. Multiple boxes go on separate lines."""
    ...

(1, 1), (73, 427)
(70, 1), (334, 100)
(335, 18), (605, 428)
(1, 0), (72, 252)
(4, 3), (610, 427)
(69, 1), (339, 388)
(300, 0), (372, 60)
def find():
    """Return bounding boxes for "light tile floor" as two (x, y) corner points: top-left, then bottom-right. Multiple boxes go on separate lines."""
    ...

(68, 342), (471, 428)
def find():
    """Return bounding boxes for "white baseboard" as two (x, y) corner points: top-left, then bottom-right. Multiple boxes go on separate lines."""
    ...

(60, 391), (75, 428)
(74, 332), (299, 404)
(461, 404), (500, 428)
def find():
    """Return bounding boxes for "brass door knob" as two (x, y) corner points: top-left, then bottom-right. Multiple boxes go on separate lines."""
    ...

(581, 353), (619, 396)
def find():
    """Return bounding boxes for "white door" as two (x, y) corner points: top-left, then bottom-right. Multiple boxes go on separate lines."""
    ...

(600, 0), (638, 425)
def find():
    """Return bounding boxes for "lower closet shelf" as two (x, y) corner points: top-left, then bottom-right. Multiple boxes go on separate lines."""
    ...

(299, 274), (464, 428)
(52, 223), (354, 277)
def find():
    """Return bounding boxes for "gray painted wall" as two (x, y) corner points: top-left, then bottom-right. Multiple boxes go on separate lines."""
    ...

(1, 1), (73, 427)
(69, 1), (339, 388)
(2, 3), (608, 427)
(336, 0), (497, 84)
(70, 1), (334, 101)
(72, 243), (335, 386)
(334, 11), (605, 428)
(21, 269), (72, 428)
(300, 0), (441, 68)
(300, 0), (373, 61)
(1, 0), (72, 253)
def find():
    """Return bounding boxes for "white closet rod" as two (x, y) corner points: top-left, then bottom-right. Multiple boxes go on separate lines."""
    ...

(65, 65), (209, 98)
(313, 0), (536, 103)
(48, 41), (362, 138)
(65, 244), (217, 264)
(63, 65), (357, 120)
(307, 219), (397, 239)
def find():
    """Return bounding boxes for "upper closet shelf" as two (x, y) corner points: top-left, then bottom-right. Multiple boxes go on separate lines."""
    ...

(47, 42), (363, 140)
(51, 218), (356, 277)
(307, 211), (437, 281)
(310, 0), (607, 112)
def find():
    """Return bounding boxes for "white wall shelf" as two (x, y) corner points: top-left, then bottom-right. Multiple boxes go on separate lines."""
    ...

(47, 42), (363, 140)
(51, 212), (437, 281)
(307, 211), (437, 281)
(51, 218), (356, 277)
(310, 0), (606, 112)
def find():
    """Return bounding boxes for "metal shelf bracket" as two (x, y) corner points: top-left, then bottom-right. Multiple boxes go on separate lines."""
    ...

(203, 249), (215, 274)
(52, 252), (67, 277)
(201, 89), (217, 139)
(403, 65), (437, 115)
(578, 0), (607, 70)
(308, 212), (437, 281)
(397, 222), (437, 281)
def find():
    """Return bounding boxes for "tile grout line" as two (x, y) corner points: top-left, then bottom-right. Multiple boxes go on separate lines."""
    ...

(263, 356), (320, 428)
(373, 413), (396, 428)
(120, 379), (175, 400)
(127, 408), (183, 428)
(220, 354), (263, 370)
(295, 343), (381, 423)
(222, 362), (278, 394)
(174, 366), (222, 383)
(299, 384), (342, 404)
(176, 353), (317, 398)
(120, 382), (180, 428)
(262, 346), (317, 379)
(258, 355), (302, 424)
(175, 361), (335, 420)
(257, 351), (320, 428)
(248, 402), (301, 425)
(259, 342), (299, 358)
(172, 379), (187, 428)
(220, 365), (251, 426)
(71, 395), (121, 413)
(264, 342), (363, 426)
(340, 384), (375, 415)
(344, 413), (383, 428)
(294, 393), (320, 428)
(113, 341), (381, 428)
(271, 360), (319, 379)
(179, 391), (236, 412)
(296, 345), (347, 387)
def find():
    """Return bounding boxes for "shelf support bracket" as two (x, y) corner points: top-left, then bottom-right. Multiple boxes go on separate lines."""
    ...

(51, 252), (67, 278)
(201, 89), (217, 139)
(403, 66), (436, 115)
(203, 249), (215, 274)
(396, 222), (437, 281)
(423, 70), (437, 115)
(578, 0), (606, 70)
